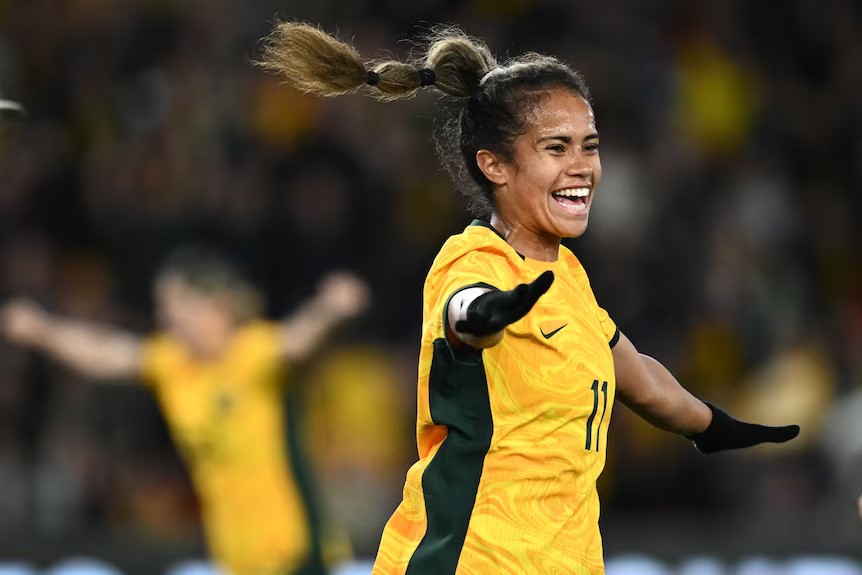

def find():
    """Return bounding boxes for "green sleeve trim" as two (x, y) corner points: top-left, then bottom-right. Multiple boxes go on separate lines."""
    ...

(609, 326), (620, 349)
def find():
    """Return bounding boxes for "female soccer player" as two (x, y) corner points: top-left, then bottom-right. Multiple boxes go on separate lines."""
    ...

(257, 24), (799, 574)
(1, 246), (369, 575)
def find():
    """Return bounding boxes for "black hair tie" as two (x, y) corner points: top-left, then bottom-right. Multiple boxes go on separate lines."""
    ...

(418, 68), (436, 87)
(366, 70), (380, 86)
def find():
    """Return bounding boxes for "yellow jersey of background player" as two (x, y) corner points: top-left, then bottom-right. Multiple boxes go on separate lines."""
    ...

(143, 320), (320, 574)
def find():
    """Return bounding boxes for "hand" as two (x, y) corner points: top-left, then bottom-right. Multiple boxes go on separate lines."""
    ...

(455, 271), (554, 337)
(1, 299), (51, 346)
(688, 403), (800, 454)
(316, 272), (370, 320)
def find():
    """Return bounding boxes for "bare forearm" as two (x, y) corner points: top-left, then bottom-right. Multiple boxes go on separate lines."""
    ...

(630, 354), (711, 436)
(280, 271), (369, 363)
(32, 318), (141, 381)
(613, 332), (711, 436)
(281, 299), (345, 361)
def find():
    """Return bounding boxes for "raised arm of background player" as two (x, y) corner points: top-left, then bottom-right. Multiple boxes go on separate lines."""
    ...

(0, 271), (370, 382)
(448, 271), (798, 454)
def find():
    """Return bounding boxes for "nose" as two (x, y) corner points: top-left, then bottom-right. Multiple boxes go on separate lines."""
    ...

(566, 151), (593, 180)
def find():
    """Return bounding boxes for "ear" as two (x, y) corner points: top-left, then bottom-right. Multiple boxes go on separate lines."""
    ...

(476, 149), (509, 186)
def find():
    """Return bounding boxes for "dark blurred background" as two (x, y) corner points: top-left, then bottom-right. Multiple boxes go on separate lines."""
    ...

(0, 0), (860, 573)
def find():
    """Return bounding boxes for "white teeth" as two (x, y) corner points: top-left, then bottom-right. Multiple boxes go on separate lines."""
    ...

(552, 187), (590, 197)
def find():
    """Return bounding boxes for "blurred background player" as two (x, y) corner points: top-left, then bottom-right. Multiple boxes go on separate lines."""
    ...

(0, 245), (370, 575)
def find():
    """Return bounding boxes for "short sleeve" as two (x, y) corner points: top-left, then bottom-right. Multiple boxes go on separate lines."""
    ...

(428, 248), (518, 334)
(559, 244), (619, 349)
(595, 306), (620, 348)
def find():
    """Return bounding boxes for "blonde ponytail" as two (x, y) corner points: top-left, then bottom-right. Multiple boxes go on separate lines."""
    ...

(256, 22), (496, 101)
(256, 22), (369, 97)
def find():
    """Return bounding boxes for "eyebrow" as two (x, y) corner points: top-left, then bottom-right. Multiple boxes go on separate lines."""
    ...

(537, 132), (600, 143)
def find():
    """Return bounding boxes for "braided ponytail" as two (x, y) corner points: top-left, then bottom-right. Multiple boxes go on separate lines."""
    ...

(256, 22), (495, 102)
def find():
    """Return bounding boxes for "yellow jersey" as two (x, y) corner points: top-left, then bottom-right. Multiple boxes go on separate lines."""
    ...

(142, 320), (323, 575)
(374, 221), (619, 575)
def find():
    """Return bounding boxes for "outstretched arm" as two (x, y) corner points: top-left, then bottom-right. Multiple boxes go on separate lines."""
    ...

(447, 271), (554, 350)
(613, 331), (799, 453)
(278, 271), (370, 363)
(613, 331), (711, 435)
(1, 299), (142, 382)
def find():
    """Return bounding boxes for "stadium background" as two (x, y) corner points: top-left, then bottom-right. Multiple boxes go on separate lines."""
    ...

(0, 0), (860, 572)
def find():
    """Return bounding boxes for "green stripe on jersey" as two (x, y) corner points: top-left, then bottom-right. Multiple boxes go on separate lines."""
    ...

(405, 338), (494, 574)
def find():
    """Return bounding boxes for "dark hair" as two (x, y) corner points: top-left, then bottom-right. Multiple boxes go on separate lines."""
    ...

(156, 245), (262, 321)
(256, 23), (591, 218)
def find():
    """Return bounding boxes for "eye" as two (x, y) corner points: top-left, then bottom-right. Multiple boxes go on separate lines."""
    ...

(546, 144), (566, 153)
(584, 142), (600, 153)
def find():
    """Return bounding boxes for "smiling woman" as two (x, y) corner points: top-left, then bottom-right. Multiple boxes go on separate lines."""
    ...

(479, 88), (601, 258)
(257, 22), (800, 575)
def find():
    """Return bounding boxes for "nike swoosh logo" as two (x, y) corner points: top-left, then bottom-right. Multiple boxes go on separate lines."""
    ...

(540, 324), (567, 339)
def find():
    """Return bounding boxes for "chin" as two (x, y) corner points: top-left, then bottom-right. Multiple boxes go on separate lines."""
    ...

(558, 219), (588, 239)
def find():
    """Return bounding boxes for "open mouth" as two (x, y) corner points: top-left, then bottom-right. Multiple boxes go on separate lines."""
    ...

(550, 187), (590, 215)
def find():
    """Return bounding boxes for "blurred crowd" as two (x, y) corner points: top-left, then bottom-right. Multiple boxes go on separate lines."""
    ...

(0, 0), (860, 565)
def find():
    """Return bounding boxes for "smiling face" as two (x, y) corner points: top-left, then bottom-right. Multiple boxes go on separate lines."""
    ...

(478, 88), (601, 259)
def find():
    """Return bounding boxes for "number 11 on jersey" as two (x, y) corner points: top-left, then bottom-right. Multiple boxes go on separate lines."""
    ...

(585, 380), (608, 451)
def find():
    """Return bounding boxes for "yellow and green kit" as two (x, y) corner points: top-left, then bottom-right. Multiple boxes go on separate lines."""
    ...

(374, 221), (619, 575)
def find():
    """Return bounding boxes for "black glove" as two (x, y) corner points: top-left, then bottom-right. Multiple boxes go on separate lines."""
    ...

(688, 402), (800, 454)
(455, 271), (554, 337)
